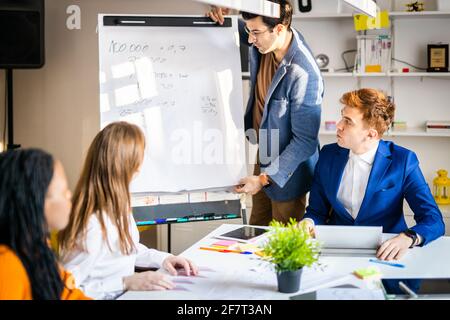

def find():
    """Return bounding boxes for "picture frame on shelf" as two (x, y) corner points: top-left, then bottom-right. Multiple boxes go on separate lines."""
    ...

(427, 43), (449, 72)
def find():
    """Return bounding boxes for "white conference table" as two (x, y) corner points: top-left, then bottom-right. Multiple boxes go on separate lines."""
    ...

(119, 224), (450, 300)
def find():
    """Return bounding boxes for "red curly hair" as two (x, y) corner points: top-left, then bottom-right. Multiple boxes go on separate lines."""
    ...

(340, 88), (395, 137)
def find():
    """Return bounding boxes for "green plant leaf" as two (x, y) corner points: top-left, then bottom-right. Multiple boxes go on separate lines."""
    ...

(262, 218), (321, 272)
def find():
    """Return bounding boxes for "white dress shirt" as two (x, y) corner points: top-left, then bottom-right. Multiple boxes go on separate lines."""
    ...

(337, 142), (379, 220)
(305, 141), (422, 246)
(62, 213), (172, 300)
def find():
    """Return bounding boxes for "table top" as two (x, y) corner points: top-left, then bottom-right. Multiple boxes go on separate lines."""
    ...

(119, 224), (450, 300)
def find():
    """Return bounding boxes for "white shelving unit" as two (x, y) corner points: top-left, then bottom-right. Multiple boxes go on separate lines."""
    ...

(293, 11), (450, 20)
(321, 71), (450, 77)
(390, 11), (450, 19)
(293, 13), (352, 19)
(320, 128), (450, 137)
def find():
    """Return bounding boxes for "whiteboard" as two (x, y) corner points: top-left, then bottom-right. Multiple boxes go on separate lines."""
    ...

(98, 15), (247, 193)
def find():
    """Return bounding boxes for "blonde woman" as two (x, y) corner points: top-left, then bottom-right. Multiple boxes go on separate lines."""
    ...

(58, 122), (198, 300)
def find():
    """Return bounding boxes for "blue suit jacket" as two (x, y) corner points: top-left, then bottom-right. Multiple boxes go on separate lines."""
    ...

(239, 21), (324, 201)
(304, 141), (445, 245)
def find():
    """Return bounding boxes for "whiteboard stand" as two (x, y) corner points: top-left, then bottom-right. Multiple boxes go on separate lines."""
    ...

(133, 198), (247, 253)
(99, 15), (248, 253)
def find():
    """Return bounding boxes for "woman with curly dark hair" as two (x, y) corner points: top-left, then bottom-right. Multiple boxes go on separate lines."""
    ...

(0, 148), (90, 300)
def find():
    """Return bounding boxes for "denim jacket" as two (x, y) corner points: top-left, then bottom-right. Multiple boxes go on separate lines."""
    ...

(240, 20), (324, 201)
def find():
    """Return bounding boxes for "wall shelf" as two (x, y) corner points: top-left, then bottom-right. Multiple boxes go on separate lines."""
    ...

(354, 72), (388, 77)
(293, 11), (450, 20)
(319, 128), (450, 138)
(292, 13), (352, 19)
(322, 72), (354, 77)
(321, 72), (450, 77)
(388, 72), (450, 77)
(390, 11), (450, 19)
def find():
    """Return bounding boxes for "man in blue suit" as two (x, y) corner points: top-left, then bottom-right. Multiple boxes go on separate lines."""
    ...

(207, 1), (323, 225)
(301, 88), (445, 262)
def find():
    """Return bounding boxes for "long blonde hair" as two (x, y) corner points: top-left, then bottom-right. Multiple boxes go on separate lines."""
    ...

(59, 121), (145, 256)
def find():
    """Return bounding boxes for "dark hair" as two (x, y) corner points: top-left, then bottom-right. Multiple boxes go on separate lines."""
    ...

(0, 148), (63, 299)
(241, 0), (293, 30)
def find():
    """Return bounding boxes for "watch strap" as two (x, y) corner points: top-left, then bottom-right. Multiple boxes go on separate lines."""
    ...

(403, 229), (418, 248)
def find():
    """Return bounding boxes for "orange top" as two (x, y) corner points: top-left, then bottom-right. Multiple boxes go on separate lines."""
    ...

(0, 245), (91, 300)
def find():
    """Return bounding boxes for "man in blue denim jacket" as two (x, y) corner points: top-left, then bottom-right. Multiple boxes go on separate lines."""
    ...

(207, 1), (323, 225)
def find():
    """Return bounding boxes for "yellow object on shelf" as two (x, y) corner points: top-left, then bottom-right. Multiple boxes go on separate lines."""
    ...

(365, 65), (382, 73)
(433, 169), (450, 205)
(354, 11), (390, 31)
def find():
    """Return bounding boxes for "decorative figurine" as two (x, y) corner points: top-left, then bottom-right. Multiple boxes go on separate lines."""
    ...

(406, 1), (425, 12)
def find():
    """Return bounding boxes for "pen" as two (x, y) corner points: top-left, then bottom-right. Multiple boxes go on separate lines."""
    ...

(369, 258), (405, 268)
(199, 247), (252, 254)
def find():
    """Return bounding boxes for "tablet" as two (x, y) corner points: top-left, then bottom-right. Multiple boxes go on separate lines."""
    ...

(214, 226), (269, 243)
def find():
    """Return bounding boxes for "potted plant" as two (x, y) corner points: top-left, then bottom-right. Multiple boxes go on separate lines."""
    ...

(262, 218), (320, 293)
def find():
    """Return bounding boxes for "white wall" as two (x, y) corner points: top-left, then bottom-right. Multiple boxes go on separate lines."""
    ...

(2, 0), (208, 189)
(0, 0), (247, 254)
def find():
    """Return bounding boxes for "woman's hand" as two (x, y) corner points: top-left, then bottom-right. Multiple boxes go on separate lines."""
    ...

(162, 255), (199, 276)
(123, 271), (174, 291)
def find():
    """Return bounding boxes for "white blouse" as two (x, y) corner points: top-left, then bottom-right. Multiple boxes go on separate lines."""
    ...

(62, 213), (172, 300)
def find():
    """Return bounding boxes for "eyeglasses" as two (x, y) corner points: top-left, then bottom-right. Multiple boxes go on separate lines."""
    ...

(244, 25), (272, 38)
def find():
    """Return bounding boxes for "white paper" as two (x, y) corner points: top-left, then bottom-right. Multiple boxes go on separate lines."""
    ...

(298, 264), (350, 294)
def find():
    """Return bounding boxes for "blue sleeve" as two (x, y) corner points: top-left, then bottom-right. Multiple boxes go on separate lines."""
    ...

(264, 75), (322, 188)
(403, 152), (445, 245)
(303, 152), (330, 225)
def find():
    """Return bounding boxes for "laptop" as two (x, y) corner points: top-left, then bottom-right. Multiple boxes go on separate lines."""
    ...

(315, 225), (382, 257)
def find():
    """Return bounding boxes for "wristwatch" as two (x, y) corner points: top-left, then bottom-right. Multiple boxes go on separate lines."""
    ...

(403, 229), (418, 248)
